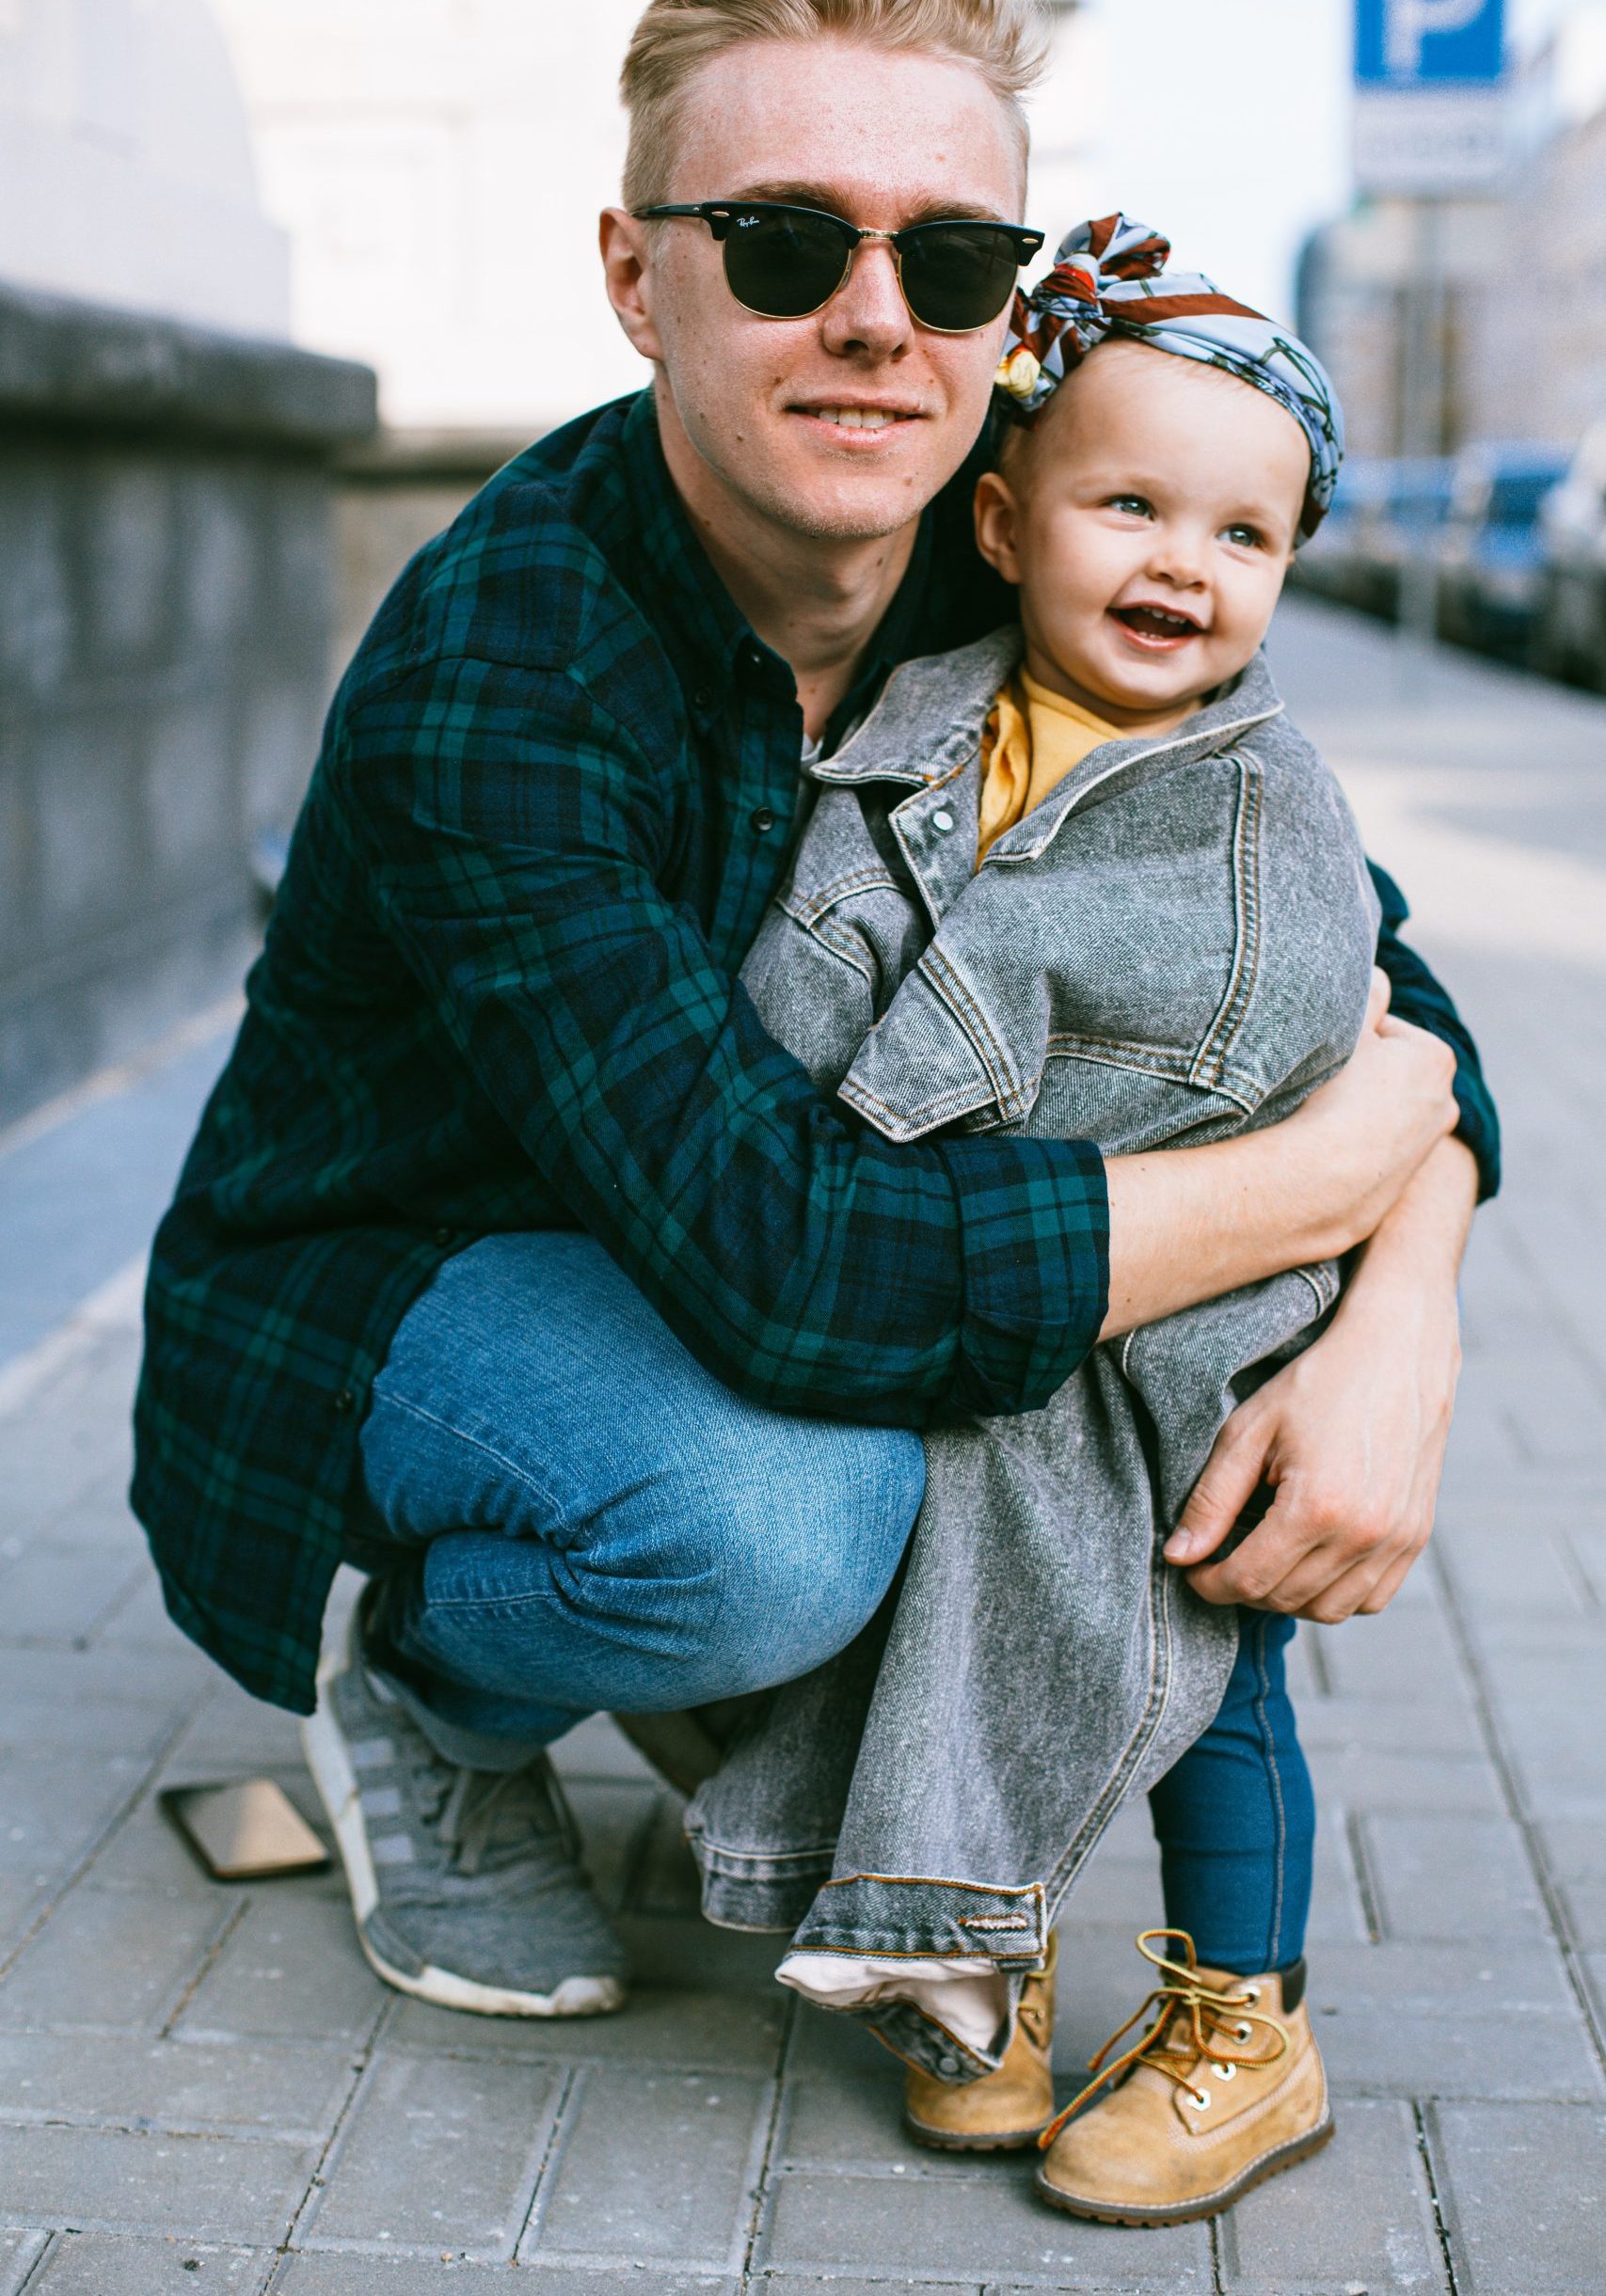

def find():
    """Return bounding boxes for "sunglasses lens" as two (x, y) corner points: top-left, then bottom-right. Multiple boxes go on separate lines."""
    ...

(723, 209), (851, 318)
(899, 225), (1023, 331)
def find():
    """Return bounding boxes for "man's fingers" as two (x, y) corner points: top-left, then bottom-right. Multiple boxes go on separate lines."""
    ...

(1182, 1501), (1338, 1609)
(1282, 1543), (1402, 1623)
(1364, 965), (1391, 1031)
(1165, 1411), (1273, 1565)
(1354, 1545), (1425, 1617)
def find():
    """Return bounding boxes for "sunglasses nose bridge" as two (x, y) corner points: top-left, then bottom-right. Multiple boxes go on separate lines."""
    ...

(825, 229), (911, 330)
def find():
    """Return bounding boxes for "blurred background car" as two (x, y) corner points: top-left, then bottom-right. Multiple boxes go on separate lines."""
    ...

(1534, 419), (1606, 689)
(1368, 458), (1458, 624)
(1295, 457), (1456, 623)
(1296, 456), (1393, 612)
(1435, 443), (1572, 662)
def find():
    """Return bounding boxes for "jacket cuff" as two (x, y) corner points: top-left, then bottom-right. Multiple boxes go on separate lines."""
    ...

(938, 1134), (1109, 1418)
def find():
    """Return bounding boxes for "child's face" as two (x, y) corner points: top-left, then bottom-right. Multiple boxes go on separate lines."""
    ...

(975, 339), (1309, 732)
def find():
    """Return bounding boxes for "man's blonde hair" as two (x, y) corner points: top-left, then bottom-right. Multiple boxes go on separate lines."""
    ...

(620, 0), (1052, 210)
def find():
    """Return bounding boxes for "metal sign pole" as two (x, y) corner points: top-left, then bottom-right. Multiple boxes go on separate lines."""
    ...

(1353, 0), (1507, 693)
(1397, 197), (1446, 679)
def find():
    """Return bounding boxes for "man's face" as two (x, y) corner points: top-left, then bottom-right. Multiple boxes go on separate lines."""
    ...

(613, 38), (1027, 544)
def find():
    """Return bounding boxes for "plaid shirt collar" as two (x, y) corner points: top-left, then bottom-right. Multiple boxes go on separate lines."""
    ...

(619, 388), (937, 752)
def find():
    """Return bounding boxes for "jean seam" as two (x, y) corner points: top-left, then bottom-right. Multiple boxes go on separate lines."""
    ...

(365, 1386), (566, 1527)
(1250, 1613), (1289, 1969)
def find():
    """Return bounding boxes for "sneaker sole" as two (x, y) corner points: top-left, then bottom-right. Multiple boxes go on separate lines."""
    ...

(300, 1651), (626, 2021)
(1034, 2112), (1335, 2226)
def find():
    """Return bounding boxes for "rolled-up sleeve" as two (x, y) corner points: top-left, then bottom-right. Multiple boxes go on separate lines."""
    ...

(1369, 860), (1501, 1201)
(342, 656), (1109, 1428)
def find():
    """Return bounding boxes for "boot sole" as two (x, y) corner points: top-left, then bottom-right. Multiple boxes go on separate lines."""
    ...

(906, 2117), (1052, 2152)
(300, 1651), (626, 2021)
(1035, 2111), (1335, 2226)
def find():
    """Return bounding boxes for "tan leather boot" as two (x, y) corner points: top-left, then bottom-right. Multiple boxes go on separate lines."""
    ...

(1036, 1930), (1332, 2225)
(904, 1937), (1056, 2150)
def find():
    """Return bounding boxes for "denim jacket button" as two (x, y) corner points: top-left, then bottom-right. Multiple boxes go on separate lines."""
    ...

(937, 2054), (961, 2075)
(931, 808), (955, 833)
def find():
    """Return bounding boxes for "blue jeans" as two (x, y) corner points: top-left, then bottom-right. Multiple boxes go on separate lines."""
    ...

(356, 1231), (1313, 1968)
(355, 1233), (925, 1764)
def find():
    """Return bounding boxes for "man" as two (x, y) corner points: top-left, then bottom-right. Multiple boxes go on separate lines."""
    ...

(134, 0), (1492, 2023)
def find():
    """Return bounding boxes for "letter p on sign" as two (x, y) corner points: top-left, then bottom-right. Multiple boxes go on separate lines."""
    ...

(1386, 0), (1489, 74)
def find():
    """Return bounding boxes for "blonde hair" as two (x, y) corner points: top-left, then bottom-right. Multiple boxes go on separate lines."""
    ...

(620, 0), (1051, 210)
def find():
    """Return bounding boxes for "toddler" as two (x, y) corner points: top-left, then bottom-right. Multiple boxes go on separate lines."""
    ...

(689, 216), (1383, 2226)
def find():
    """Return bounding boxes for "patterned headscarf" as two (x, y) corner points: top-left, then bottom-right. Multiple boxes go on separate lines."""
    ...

(994, 214), (1344, 539)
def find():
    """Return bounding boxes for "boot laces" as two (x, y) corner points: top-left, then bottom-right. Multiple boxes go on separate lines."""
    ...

(1038, 1928), (1288, 2149)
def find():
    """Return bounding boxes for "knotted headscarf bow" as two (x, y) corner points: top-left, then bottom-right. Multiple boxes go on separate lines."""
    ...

(995, 214), (1344, 538)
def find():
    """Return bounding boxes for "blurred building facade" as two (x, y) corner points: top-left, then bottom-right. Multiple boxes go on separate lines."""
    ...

(209, 0), (1097, 651)
(0, 0), (375, 1127)
(0, 0), (290, 334)
(211, 0), (1096, 436)
(1298, 1), (1606, 459)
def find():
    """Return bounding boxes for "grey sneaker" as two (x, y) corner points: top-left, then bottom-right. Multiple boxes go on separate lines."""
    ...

(301, 1618), (628, 2017)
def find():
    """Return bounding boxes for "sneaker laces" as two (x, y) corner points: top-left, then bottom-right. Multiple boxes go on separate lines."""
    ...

(1038, 1928), (1288, 2149)
(397, 1734), (577, 1880)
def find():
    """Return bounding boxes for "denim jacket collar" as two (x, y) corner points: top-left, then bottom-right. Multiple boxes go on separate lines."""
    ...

(809, 625), (1286, 869)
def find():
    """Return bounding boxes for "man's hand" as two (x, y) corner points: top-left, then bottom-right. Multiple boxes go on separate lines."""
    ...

(1101, 972), (1459, 1339)
(1163, 1135), (1479, 1622)
(1278, 971), (1461, 1262)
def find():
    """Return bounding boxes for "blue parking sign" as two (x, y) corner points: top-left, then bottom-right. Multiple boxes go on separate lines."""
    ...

(1356, 0), (1505, 84)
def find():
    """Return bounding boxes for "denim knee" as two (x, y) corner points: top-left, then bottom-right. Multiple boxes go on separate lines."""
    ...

(704, 1425), (924, 1683)
(587, 1421), (925, 1701)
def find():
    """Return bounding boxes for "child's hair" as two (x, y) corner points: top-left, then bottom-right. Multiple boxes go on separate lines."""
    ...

(620, 0), (1051, 210)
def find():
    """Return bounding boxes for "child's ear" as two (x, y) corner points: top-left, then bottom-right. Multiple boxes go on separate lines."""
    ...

(974, 470), (1025, 586)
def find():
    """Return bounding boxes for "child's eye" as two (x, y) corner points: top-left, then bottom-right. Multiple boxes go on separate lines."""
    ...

(1223, 522), (1264, 549)
(1107, 494), (1153, 519)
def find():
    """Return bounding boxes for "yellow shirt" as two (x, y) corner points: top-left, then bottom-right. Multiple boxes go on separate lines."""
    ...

(975, 672), (1121, 866)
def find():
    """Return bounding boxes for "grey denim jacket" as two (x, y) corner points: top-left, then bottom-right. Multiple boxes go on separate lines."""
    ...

(683, 627), (1380, 2077)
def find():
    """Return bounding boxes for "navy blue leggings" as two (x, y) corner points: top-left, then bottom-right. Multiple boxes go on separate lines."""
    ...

(1146, 1611), (1314, 1975)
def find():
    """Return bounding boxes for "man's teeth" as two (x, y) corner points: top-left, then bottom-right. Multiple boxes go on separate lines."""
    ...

(815, 407), (903, 429)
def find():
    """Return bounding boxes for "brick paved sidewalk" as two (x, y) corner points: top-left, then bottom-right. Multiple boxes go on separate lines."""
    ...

(1, 600), (1603, 2294)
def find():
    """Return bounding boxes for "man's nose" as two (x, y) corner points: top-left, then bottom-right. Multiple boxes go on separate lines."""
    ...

(819, 238), (911, 358)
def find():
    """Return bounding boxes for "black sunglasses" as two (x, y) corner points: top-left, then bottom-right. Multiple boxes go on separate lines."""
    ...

(634, 199), (1044, 335)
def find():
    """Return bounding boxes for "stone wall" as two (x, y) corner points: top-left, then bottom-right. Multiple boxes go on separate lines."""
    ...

(0, 280), (376, 1129)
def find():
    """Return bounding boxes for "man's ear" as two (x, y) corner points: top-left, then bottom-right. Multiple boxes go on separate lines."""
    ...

(974, 468), (1025, 586)
(600, 208), (664, 365)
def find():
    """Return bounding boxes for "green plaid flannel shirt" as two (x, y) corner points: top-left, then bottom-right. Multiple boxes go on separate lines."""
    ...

(132, 390), (1500, 1714)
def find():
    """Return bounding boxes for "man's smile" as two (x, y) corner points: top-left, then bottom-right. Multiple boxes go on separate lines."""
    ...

(787, 396), (927, 444)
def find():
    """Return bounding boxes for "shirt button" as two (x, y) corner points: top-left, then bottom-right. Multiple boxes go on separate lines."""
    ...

(751, 806), (776, 835)
(332, 1387), (357, 1416)
(433, 1227), (453, 1248)
(932, 808), (956, 833)
(692, 686), (714, 712)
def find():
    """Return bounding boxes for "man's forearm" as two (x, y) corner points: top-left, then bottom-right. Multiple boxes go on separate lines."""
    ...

(1164, 1132), (1479, 1619)
(1100, 1124), (1339, 1339)
(1331, 1133), (1478, 1335)
(1100, 982), (1463, 1340)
